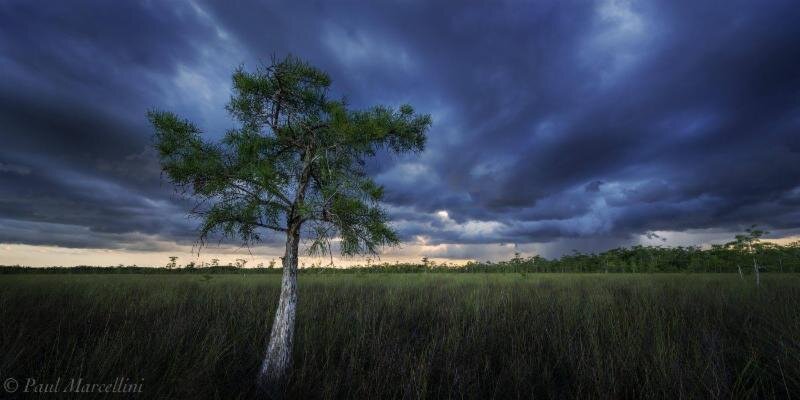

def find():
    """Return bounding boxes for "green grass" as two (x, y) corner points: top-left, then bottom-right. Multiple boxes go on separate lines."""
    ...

(1, 274), (798, 399)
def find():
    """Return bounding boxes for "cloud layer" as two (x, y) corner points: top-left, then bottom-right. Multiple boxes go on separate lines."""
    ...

(1, 0), (799, 263)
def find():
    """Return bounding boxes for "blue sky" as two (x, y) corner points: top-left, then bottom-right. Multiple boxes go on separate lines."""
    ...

(1, 0), (799, 266)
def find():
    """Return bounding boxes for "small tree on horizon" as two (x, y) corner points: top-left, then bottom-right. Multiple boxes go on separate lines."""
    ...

(728, 225), (767, 286)
(745, 225), (767, 287)
(148, 55), (431, 392)
(724, 240), (746, 279)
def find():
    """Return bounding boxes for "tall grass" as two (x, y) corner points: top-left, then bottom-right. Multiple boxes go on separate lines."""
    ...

(1, 274), (798, 399)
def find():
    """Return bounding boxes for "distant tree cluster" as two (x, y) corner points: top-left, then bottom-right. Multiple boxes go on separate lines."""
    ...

(4, 233), (798, 275)
(295, 229), (800, 275)
(438, 231), (774, 277)
(459, 241), (799, 274)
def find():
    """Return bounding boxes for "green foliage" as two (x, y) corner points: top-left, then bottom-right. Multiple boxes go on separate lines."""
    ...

(148, 55), (431, 257)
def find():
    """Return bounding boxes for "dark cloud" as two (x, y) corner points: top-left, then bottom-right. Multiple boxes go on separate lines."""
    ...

(0, 0), (230, 249)
(0, 0), (799, 257)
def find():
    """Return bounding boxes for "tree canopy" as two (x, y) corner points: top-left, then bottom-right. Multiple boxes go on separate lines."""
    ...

(148, 56), (431, 257)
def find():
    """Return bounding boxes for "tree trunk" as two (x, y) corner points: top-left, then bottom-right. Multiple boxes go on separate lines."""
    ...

(753, 256), (760, 287)
(257, 225), (300, 395)
(737, 264), (743, 280)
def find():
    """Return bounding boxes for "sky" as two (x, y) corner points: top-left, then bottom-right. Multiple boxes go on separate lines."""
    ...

(1, 0), (799, 267)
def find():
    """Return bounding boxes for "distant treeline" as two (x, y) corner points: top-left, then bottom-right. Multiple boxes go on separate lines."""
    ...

(484, 241), (800, 273)
(2, 239), (800, 274)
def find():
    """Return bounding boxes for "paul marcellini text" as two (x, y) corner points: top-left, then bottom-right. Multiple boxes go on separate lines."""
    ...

(5, 376), (144, 394)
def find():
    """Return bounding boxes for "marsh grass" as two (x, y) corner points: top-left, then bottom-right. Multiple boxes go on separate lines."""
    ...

(1, 274), (798, 399)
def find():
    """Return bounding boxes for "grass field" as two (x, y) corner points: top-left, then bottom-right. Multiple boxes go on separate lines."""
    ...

(1, 273), (798, 399)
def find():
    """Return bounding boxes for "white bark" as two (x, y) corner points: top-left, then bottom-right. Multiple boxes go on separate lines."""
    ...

(257, 226), (300, 394)
(257, 148), (314, 396)
(737, 264), (743, 280)
(753, 256), (760, 287)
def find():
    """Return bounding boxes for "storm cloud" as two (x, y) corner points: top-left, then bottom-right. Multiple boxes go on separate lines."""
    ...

(1, 0), (799, 261)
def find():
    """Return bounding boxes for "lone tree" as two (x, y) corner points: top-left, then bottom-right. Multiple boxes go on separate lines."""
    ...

(728, 225), (768, 287)
(148, 56), (431, 391)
